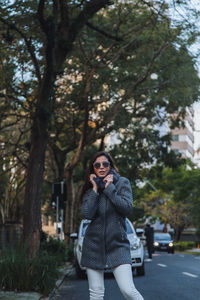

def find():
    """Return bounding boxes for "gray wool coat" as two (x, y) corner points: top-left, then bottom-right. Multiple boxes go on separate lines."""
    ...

(81, 176), (133, 270)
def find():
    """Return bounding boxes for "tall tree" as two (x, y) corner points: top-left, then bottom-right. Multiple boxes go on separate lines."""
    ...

(0, 0), (199, 253)
(44, 1), (200, 241)
(137, 165), (200, 240)
(0, 0), (113, 255)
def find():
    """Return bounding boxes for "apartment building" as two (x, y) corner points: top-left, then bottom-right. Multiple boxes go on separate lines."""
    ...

(170, 107), (195, 160)
(193, 105), (200, 166)
(104, 105), (196, 163)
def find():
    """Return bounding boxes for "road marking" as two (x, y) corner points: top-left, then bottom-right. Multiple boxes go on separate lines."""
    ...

(157, 263), (167, 267)
(182, 272), (198, 278)
(179, 255), (184, 257)
(194, 257), (200, 260)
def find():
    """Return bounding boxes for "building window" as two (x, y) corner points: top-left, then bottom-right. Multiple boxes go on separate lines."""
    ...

(172, 135), (179, 141)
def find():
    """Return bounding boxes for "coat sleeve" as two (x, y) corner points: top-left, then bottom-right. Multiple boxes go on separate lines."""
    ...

(103, 177), (133, 217)
(81, 189), (99, 219)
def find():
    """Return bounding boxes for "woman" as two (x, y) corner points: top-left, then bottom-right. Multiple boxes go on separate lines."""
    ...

(81, 151), (144, 300)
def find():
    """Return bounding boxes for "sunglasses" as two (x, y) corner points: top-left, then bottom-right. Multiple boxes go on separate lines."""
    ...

(93, 161), (110, 169)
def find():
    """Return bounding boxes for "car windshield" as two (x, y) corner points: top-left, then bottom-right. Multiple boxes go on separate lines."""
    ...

(125, 220), (135, 234)
(154, 233), (171, 240)
(82, 222), (90, 236)
(81, 219), (135, 237)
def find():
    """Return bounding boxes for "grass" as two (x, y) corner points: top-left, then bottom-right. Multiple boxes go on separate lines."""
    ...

(182, 250), (200, 256)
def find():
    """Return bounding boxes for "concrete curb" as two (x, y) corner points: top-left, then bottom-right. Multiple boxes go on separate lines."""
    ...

(47, 262), (74, 300)
(0, 291), (42, 300)
(185, 248), (200, 254)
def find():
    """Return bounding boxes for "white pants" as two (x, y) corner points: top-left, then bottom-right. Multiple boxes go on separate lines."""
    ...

(86, 264), (144, 300)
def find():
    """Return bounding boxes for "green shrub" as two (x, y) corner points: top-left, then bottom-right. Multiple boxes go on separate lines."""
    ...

(66, 245), (74, 262)
(0, 239), (70, 295)
(174, 241), (196, 251)
(0, 244), (31, 291)
(30, 253), (59, 295)
(40, 237), (68, 264)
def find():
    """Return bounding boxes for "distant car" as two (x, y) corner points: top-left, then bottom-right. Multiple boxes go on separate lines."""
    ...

(153, 232), (174, 253)
(70, 218), (145, 278)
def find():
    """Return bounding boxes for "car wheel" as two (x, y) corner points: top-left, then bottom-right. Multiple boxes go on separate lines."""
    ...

(136, 261), (145, 276)
(75, 260), (87, 279)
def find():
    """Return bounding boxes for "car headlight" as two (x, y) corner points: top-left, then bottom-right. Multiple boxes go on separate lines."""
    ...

(169, 242), (173, 247)
(154, 241), (159, 246)
(131, 238), (141, 250)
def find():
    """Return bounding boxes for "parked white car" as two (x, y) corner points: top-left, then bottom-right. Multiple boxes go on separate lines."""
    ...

(70, 218), (145, 278)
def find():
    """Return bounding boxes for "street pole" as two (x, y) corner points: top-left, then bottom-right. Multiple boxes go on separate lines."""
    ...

(61, 208), (64, 241)
(60, 181), (65, 241)
(56, 196), (59, 240)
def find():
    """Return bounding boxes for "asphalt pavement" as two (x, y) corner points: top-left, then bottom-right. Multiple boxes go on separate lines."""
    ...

(52, 250), (200, 300)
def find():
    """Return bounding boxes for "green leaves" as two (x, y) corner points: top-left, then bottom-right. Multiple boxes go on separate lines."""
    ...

(138, 164), (200, 239)
(0, 0), (200, 234)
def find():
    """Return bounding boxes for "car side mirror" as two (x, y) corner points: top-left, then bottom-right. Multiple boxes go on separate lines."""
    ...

(70, 233), (78, 239)
(136, 228), (144, 237)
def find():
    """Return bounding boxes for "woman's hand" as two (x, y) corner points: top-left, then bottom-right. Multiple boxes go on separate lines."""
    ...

(104, 174), (113, 188)
(90, 174), (98, 193)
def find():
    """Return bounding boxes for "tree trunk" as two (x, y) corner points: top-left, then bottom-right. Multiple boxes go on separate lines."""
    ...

(23, 69), (55, 256)
(64, 167), (75, 246)
(163, 221), (168, 233)
(73, 186), (83, 233)
(23, 117), (48, 256)
(22, 0), (112, 256)
(175, 225), (185, 241)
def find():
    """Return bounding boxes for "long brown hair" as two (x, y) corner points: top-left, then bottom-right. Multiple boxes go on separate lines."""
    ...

(81, 151), (119, 197)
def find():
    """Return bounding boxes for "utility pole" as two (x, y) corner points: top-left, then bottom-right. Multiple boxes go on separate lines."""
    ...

(52, 181), (66, 240)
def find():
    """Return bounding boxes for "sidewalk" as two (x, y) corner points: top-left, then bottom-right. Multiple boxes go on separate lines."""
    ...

(185, 247), (200, 254)
(0, 262), (74, 300)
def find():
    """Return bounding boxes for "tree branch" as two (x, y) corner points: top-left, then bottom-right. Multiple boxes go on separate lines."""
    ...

(0, 17), (42, 84)
(37, 0), (48, 34)
(85, 43), (169, 143)
(86, 21), (123, 41)
(109, 43), (169, 120)
(59, 0), (69, 26)
(66, 67), (95, 170)
(0, 92), (32, 112)
(68, 0), (113, 47)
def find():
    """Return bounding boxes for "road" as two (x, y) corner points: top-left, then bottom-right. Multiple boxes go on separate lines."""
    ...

(53, 252), (200, 300)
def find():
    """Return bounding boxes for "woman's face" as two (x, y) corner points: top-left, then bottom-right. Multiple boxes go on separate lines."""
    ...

(93, 155), (111, 177)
